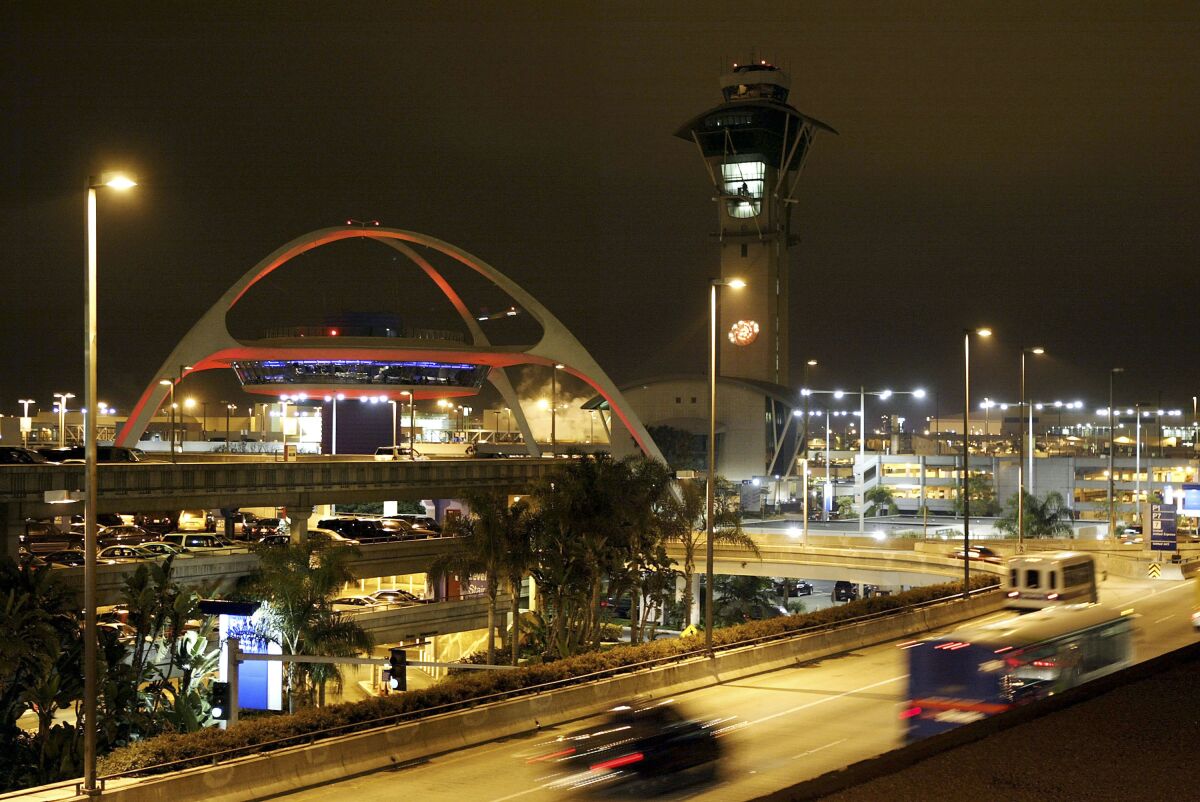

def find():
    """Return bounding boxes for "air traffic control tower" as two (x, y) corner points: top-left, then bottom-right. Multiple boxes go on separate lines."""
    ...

(677, 61), (834, 389)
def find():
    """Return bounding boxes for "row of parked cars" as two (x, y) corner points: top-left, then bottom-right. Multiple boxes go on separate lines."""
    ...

(0, 445), (149, 464)
(330, 587), (433, 611)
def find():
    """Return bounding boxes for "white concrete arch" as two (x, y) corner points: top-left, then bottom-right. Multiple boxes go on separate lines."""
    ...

(115, 226), (663, 464)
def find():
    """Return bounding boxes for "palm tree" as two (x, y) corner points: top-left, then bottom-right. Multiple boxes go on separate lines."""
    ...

(243, 541), (372, 711)
(863, 485), (898, 517)
(660, 477), (759, 628)
(428, 491), (519, 665)
(997, 490), (1074, 539)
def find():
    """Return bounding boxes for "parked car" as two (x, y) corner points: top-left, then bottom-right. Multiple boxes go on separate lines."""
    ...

(41, 550), (87, 567)
(249, 517), (290, 539)
(832, 581), (859, 602)
(160, 533), (234, 551)
(97, 545), (153, 562)
(374, 445), (427, 461)
(177, 509), (216, 533)
(36, 445), (147, 463)
(1, 446), (52, 464)
(370, 588), (424, 605)
(318, 518), (390, 543)
(224, 511), (260, 538)
(255, 534), (290, 547)
(387, 513), (441, 533)
(331, 595), (381, 611)
(21, 519), (82, 553)
(138, 541), (189, 557)
(97, 524), (153, 546)
(774, 579), (814, 597)
(308, 527), (360, 546)
(135, 512), (177, 535)
(379, 518), (432, 541)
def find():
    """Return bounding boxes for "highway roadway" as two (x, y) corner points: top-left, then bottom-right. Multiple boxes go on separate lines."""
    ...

(276, 577), (1197, 802)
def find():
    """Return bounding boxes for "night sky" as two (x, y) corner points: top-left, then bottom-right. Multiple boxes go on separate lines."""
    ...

(3, 2), (1198, 422)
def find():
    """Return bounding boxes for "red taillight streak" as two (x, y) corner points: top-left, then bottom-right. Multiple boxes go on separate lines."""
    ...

(591, 752), (645, 771)
(526, 746), (576, 763)
(900, 706), (922, 719)
(1031, 660), (1056, 668)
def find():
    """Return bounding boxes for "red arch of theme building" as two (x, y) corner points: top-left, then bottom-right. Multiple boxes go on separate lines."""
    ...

(115, 225), (663, 463)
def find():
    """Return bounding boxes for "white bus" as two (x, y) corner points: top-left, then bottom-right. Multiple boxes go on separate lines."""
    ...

(1005, 551), (1098, 610)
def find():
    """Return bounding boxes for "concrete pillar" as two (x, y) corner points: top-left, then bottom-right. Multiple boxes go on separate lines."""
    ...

(527, 574), (538, 613)
(1, 503), (22, 560)
(289, 506), (312, 546)
(691, 575), (702, 627)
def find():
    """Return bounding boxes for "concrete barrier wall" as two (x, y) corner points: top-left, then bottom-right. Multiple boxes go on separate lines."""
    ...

(83, 592), (1004, 802)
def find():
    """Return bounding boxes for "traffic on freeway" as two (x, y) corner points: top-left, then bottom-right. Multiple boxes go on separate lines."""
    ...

(273, 577), (1197, 801)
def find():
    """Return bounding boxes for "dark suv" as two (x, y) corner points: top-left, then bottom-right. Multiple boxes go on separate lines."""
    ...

(832, 581), (859, 602)
(1, 446), (51, 464)
(318, 518), (391, 543)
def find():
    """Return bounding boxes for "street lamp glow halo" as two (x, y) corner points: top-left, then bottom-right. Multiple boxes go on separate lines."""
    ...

(93, 171), (138, 190)
(1030, 346), (1045, 354)
(976, 327), (993, 337)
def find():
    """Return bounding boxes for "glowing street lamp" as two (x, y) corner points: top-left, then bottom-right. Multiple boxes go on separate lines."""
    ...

(53, 392), (75, 447)
(83, 170), (136, 798)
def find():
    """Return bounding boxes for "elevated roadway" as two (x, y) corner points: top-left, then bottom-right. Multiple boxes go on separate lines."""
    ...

(272, 577), (1195, 802)
(0, 458), (562, 556)
(49, 538), (465, 605)
(667, 532), (1006, 587)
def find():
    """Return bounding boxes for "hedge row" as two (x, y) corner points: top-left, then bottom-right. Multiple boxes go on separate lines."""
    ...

(99, 575), (997, 775)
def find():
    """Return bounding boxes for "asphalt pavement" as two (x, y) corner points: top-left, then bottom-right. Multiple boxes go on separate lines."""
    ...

(274, 576), (1194, 802)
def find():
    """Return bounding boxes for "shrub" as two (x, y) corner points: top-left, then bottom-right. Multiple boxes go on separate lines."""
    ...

(99, 576), (997, 776)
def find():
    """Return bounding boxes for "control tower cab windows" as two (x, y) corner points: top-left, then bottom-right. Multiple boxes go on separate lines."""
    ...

(722, 161), (765, 218)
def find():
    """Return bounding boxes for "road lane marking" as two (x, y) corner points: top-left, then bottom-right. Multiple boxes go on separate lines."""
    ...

(1154, 615), (1175, 624)
(791, 738), (847, 760)
(747, 674), (907, 727)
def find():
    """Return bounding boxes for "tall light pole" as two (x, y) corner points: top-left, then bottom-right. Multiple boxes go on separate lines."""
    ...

(388, 398), (399, 455)
(551, 363), (564, 453)
(799, 359), (818, 542)
(183, 397), (196, 445)
(83, 169), (136, 798)
(225, 403), (236, 445)
(323, 393), (346, 454)
(404, 391), (416, 460)
(53, 392), (75, 447)
(18, 399), (34, 448)
(706, 277), (744, 653)
(158, 380), (175, 460)
(962, 327), (992, 600)
(1017, 347), (1045, 552)
(1108, 368), (1124, 538)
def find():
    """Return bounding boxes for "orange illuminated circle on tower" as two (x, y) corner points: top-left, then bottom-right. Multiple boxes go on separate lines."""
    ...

(728, 319), (760, 346)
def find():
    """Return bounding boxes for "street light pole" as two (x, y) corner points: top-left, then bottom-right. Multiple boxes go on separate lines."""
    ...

(389, 399), (398, 456)
(706, 278), (744, 653)
(963, 327), (992, 600)
(18, 399), (34, 448)
(407, 392), (416, 461)
(83, 170), (136, 798)
(551, 364), (564, 453)
(1108, 368), (1124, 538)
(1018, 347), (1045, 553)
(53, 393), (75, 447)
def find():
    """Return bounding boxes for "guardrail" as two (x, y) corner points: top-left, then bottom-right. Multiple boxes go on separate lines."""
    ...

(89, 583), (1000, 785)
